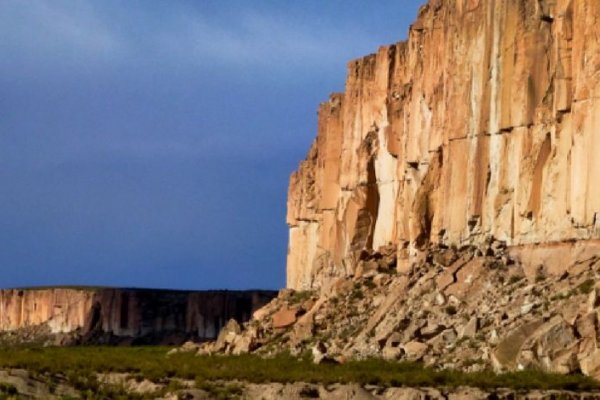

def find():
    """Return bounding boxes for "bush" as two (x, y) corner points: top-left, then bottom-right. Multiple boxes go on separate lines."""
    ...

(508, 275), (523, 285)
(0, 382), (17, 395)
(288, 291), (313, 305)
(0, 346), (597, 393)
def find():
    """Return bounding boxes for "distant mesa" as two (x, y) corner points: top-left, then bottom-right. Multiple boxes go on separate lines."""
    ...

(0, 287), (276, 346)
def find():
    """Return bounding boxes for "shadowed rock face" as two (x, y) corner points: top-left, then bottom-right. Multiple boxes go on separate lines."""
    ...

(0, 287), (276, 345)
(287, 0), (600, 290)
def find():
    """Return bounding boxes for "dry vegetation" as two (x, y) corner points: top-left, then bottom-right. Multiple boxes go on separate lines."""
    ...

(0, 346), (598, 399)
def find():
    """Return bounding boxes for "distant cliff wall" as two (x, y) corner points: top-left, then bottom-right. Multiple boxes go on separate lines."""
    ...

(0, 288), (276, 344)
(287, 0), (600, 289)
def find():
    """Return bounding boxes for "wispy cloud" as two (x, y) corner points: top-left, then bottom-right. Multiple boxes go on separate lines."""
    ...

(0, 1), (123, 69)
(0, 0), (422, 289)
(0, 0), (378, 77)
(173, 10), (375, 70)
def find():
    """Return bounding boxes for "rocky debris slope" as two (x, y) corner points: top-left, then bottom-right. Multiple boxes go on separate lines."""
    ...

(0, 287), (275, 345)
(287, 0), (600, 291)
(192, 240), (600, 379)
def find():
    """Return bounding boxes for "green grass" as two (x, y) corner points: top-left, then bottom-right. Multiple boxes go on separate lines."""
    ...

(0, 347), (597, 393)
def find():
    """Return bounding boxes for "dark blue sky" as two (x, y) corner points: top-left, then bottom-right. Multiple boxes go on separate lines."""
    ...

(0, 0), (422, 290)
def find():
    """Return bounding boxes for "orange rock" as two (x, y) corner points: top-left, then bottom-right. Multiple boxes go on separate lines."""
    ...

(272, 307), (298, 329)
(287, 0), (600, 290)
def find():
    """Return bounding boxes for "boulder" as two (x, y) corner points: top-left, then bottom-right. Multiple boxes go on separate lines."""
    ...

(419, 322), (445, 339)
(402, 341), (428, 361)
(433, 248), (458, 267)
(180, 341), (200, 352)
(492, 320), (544, 371)
(252, 305), (272, 321)
(214, 319), (241, 351)
(588, 284), (600, 312)
(290, 316), (314, 345)
(580, 349), (600, 379)
(459, 317), (478, 339)
(272, 307), (298, 329)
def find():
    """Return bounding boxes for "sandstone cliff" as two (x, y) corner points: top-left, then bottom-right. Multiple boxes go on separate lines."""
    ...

(287, 0), (600, 290)
(187, 0), (600, 381)
(0, 287), (275, 345)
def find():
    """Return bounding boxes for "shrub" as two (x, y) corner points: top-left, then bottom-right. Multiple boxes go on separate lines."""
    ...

(288, 291), (313, 305)
(0, 346), (598, 393)
(508, 275), (523, 285)
(0, 383), (17, 395)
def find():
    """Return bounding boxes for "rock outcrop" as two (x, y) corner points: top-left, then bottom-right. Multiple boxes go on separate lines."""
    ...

(287, 0), (600, 290)
(187, 0), (600, 382)
(195, 241), (600, 379)
(0, 287), (275, 345)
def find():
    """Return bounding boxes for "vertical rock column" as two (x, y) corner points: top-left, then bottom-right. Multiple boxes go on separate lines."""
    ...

(286, 0), (600, 290)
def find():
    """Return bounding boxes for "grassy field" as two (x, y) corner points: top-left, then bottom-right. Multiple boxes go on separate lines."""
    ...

(0, 346), (598, 395)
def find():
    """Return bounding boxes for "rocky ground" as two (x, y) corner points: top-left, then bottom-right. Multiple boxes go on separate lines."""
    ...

(2, 368), (600, 400)
(188, 239), (600, 379)
(4, 241), (600, 398)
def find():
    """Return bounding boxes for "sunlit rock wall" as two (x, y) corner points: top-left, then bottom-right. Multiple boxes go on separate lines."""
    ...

(0, 288), (94, 334)
(287, 0), (600, 289)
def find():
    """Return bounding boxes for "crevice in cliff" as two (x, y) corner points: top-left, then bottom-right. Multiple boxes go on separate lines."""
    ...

(541, 15), (554, 23)
(351, 157), (380, 252)
(447, 124), (534, 143)
(528, 133), (552, 218)
(295, 218), (319, 223)
(412, 149), (442, 249)
(386, 45), (397, 92)
(365, 158), (380, 251)
(120, 292), (130, 330)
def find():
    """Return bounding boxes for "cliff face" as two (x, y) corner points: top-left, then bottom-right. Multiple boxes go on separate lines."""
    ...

(287, 0), (600, 290)
(0, 288), (94, 335)
(0, 288), (276, 345)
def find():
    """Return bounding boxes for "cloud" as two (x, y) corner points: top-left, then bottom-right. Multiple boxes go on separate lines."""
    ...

(176, 11), (375, 71)
(1, 0), (377, 166)
(0, 0), (422, 289)
(0, 0), (379, 78)
(0, 1), (122, 70)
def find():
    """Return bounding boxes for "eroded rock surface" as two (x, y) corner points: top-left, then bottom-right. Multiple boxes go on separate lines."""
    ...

(287, 0), (600, 290)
